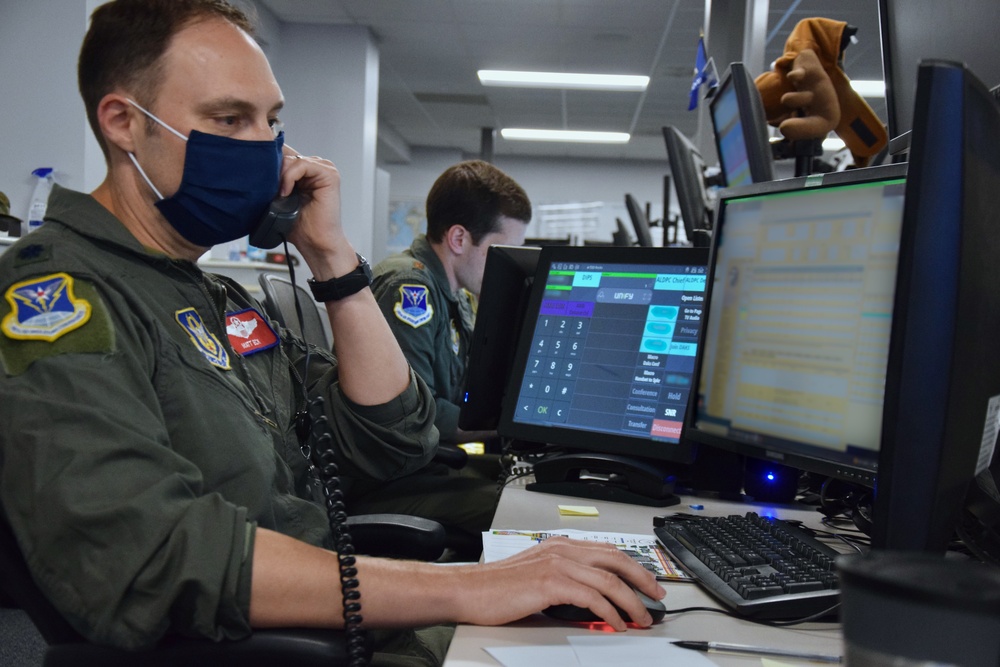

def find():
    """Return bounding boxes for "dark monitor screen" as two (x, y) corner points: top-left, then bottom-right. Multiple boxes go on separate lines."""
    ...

(879, 0), (1000, 141)
(686, 163), (908, 488)
(498, 245), (710, 464)
(663, 126), (710, 242)
(872, 60), (1000, 555)
(709, 62), (775, 187)
(459, 245), (540, 431)
(624, 194), (654, 247)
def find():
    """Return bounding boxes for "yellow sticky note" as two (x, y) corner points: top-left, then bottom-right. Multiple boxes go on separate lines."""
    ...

(558, 505), (599, 517)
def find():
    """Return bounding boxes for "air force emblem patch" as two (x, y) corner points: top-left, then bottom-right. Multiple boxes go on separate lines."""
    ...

(176, 307), (230, 369)
(2, 272), (92, 341)
(393, 284), (433, 328)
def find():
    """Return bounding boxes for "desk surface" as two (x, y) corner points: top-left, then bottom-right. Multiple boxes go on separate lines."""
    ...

(443, 478), (849, 666)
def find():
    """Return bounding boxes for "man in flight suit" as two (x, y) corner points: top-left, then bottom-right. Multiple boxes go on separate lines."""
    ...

(373, 161), (530, 447)
(0, 1), (664, 663)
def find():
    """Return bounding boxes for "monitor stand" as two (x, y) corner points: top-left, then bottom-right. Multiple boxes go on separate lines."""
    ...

(526, 451), (682, 507)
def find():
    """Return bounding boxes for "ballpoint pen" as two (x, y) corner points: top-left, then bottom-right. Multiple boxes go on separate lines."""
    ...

(672, 640), (843, 663)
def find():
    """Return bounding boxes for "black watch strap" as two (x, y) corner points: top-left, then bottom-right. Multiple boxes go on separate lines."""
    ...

(307, 253), (373, 302)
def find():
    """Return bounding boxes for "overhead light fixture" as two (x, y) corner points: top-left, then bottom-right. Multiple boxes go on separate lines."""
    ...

(478, 69), (649, 91)
(850, 80), (886, 98)
(500, 128), (631, 143)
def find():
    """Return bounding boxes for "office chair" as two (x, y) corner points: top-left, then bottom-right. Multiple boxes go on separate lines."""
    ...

(257, 273), (468, 472)
(0, 513), (372, 666)
(258, 272), (331, 348)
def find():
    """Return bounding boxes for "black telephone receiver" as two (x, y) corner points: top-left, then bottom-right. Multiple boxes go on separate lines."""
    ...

(250, 191), (301, 249)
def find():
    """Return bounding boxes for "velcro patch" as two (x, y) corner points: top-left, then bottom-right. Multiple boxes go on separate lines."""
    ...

(393, 284), (433, 328)
(0, 276), (114, 376)
(176, 307), (230, 370)
(2, 272), (91, 341)
(225, 308), (278, 356)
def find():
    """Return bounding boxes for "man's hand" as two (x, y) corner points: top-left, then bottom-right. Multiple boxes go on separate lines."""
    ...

(450, 537), (665, 632)
(277, 146), (356, 281)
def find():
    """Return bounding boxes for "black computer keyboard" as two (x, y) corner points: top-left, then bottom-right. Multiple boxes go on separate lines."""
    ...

(654, 512), (841, 619)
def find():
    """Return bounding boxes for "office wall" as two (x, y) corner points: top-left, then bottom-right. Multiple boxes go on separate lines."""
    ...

(379, 148), (675, 261)
(0, 1), (104, 221)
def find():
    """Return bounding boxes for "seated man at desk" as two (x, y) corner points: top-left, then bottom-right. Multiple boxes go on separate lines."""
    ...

(0, 1), (662, 664)
(372, 160), (530, 447)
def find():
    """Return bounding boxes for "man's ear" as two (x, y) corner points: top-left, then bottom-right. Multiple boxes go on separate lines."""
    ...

(96, 93), (141, 155)
(443, 224), (469, 255)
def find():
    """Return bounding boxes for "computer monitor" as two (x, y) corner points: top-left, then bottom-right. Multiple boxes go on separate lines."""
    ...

(497, 245), (710, 505)
(871, 60), (1000, 554)
(459, 245), (540, 431)
(624, 194), (654, 247)
(685, 163), (908, 493)
(613, 219), (633, 247)
(709, 62), (775, 187)
(662, 126), (711, 244)
(879, 0), (1000, 143)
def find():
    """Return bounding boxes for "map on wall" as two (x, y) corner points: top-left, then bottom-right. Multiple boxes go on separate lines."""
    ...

(387, 200), (427, 255)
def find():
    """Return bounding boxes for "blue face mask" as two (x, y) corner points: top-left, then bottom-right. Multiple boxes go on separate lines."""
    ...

(127, 100), (284, 247)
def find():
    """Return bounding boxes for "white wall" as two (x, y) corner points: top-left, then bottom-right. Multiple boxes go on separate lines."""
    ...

(379, 148), (678, 255)
(269, 23), (380, 263)
(0, 0), (104, 224)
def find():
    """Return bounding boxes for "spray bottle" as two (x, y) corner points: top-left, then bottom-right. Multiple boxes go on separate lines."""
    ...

(27, 167), (55, 233)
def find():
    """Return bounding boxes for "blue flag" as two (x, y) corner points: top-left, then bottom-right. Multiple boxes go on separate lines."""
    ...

(688, 36), (718, 110)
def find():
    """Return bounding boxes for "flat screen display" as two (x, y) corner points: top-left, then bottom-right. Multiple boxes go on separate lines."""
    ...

(498, 245), (710, 464)
(687, 164), (908, 485)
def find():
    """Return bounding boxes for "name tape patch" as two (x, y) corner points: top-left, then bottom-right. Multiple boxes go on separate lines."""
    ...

(225, 308), (279, 356)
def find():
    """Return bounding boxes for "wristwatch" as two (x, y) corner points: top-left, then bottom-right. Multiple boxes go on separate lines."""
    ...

(307, 253), (373, 302)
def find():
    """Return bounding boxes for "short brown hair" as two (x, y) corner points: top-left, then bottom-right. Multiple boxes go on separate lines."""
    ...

(78, 0), (256, 159)
(425, 160), (531, 244)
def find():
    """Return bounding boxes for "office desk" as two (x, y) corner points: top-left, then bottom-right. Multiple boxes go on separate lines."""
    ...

(443, 477), (849, 665)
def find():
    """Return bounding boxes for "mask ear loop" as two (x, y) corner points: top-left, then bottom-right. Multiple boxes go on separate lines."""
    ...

(280, 237), (366, 665)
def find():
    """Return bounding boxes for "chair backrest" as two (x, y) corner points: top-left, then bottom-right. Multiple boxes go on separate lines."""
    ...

(258, 273), (331, 348)
(1, 512), (361, 666)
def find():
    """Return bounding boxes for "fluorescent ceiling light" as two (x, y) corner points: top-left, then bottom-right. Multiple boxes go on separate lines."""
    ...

(850, 80), (886, 98)
(500, 128), (631, 143)
(478, 69), (649, 91)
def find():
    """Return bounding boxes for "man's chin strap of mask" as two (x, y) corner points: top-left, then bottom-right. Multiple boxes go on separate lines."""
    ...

(125, 100), (188, 200)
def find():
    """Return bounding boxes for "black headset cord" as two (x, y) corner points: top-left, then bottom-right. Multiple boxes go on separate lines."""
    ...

(282, 238), (367, 666)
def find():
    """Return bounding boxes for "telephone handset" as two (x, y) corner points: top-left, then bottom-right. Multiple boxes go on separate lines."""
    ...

(250, 191), (301, 249)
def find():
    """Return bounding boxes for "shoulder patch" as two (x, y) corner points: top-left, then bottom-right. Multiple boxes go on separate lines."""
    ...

(2, 272), (91, 341)
(393, 284), (434, 328)
(0, 276), (114, 377)
(176, 307), (230, 370)
(225, 308), (279, 356)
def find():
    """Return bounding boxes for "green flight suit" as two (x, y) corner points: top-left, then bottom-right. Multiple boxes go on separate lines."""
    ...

(0, 186), (449, 661)
(372, 235), (475, 443)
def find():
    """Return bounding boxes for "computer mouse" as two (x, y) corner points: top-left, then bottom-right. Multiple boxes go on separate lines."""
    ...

(542, 587), (666, 624)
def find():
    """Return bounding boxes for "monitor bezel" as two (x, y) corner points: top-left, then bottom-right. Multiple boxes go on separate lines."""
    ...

(709, 62), (776, 187)
(497, 244), (710, 465)
(683, 162), (909, 489)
